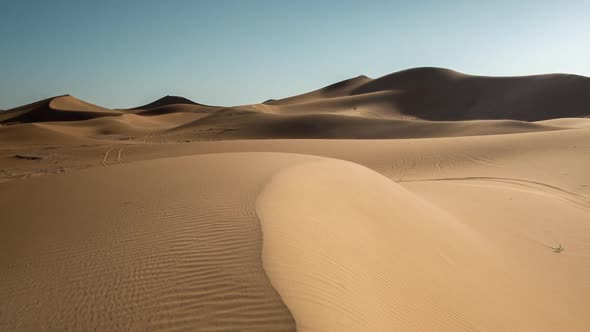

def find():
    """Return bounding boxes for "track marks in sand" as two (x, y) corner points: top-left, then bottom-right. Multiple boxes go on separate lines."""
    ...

(100, 147), (114, 166)
(116, 147), (124, 163)
(100, 146), (125, 166)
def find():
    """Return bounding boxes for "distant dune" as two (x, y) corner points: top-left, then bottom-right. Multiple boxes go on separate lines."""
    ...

(0, 95), (122, 124)
(127, 95), (221, 115)
(266, 67), (590, 121)
(129, 95), (201, 109)
(2, 68), (588, 139)
(264, 74), (373, 105)
(350, 67), (590, 120)
(1, 68), (589, 331)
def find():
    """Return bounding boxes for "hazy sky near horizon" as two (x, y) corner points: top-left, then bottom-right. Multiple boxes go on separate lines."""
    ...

(1, 0), (589, 109)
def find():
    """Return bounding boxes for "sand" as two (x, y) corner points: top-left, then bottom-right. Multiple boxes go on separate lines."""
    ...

(1, 67), (589, 331)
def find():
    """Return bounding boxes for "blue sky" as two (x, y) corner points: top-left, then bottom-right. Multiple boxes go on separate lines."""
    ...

(1, 0), (589, 109)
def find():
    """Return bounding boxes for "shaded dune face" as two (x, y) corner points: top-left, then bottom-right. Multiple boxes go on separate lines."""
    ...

(162, 109), (562, 140)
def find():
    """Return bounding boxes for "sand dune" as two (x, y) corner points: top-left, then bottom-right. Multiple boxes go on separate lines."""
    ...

(129, 95), (202, 110)
(264, 75), (373, 105)
(0, 153), (302, 331)
(1, 134), (588, 330)
(133, 103), (219, 116)
(38, 113), (206, 140)
(0, 95), (122, 124)
(259, 150), (589, 331)
(1, 67), (589, 331)
(164, 109), (562, 140)
(127, 95), (221, 116)
(263, 67), (590, 121)
(0, 122), (97, 146)
(350, 67), (590, 120)
(2, 67), (589, 139)
(259, 91), (408, 118)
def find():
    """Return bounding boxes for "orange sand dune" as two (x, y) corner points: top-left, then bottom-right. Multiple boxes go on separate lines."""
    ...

(0, 67), (589, 331)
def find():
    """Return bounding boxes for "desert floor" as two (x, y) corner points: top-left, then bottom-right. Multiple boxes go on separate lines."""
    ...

(1, 68), (589, 331)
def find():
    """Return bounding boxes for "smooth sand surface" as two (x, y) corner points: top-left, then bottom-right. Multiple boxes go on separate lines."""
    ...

(1, 68), (589, 331)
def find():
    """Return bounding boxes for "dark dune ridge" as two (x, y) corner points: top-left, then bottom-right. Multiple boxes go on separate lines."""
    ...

(129, 95), (200, 109)
(127, 95), (221, 114)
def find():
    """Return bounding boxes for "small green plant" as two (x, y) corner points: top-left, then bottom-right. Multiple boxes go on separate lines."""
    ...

(551, 244), (564, 253)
